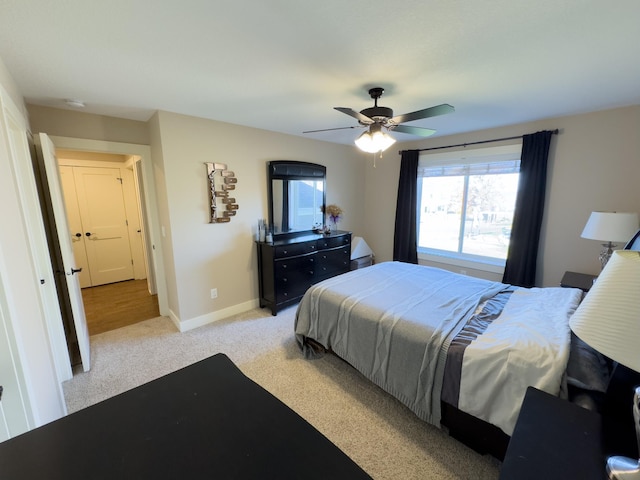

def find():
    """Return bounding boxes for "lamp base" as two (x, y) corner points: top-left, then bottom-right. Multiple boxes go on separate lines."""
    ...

(599, 242), (617, 270)
(607, 456), (640, 479)
(607, 386), (640, 479)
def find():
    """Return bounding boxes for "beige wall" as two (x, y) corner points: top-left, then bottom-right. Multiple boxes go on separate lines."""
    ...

(363, 105), (640, 287)
(31, 105), (366, 327)
(27, 101), (640, 320)
(27, 105), (150, 145)
(151, 110), (365, 326)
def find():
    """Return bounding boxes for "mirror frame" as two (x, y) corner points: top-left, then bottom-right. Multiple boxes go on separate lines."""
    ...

(267, 160), (326, 238)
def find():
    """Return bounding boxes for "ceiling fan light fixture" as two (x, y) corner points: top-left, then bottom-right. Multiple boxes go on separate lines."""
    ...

(354, 124), (396, 153)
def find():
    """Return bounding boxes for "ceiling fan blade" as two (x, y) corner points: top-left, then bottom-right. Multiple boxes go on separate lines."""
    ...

(303, 125), (364, 134)
(390, 103), (455, 125)
(391, 125), (437, 137)
(334, 107), (374, 124)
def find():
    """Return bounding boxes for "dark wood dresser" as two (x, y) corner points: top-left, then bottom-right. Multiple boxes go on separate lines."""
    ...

(257, 231), (351, 315)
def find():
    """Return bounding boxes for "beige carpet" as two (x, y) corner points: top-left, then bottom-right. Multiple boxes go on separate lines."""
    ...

(63, 305), (500, 479)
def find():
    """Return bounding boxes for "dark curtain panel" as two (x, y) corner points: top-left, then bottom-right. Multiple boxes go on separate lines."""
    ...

(393, 150), (419, 263)
(502, 130), (554, 287)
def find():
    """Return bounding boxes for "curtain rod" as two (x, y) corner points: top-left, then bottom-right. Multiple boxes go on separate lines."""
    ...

(399, 129), (559, 154)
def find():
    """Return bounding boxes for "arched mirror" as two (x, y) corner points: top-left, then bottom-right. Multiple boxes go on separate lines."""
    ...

(267, 161), (326, 237)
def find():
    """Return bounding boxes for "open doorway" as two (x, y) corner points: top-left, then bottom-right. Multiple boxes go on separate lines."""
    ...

(48, 136), (168, 342)
(56, 149), (158, 336)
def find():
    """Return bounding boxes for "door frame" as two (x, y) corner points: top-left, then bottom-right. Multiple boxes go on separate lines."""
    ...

(48, 136), (169, 316)
(0, 88), (68, 427)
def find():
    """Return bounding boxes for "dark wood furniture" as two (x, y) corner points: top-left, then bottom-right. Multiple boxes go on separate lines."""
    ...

(500, 387), (605, 479)
(257, 231), (351, 315)
(0, 353), (371, 480)
(500, 384), (638, 480)
(561, 270), (598, 291)
(441, 402), (510, 460)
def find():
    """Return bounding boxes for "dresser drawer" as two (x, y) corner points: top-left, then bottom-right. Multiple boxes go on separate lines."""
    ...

(275, 255), (316, 303)
(275, 280), (313, 304)
(316, 246), (350, 279)
(274, 241), (317, 259)
(257, 231), (352, 315)
(275, 254), (316, 280)
(317, 234), (350, 250)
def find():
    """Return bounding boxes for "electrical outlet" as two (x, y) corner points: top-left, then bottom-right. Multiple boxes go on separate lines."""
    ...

(210, 288), (218, 299)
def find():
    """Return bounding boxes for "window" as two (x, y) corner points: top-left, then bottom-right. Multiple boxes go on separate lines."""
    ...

(417, 145), (521, 267)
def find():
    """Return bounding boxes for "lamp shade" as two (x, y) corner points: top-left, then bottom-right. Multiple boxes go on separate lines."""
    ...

(581, 212), (639, 242)
(569, 250), (640, 372)
(350, 236), (373, 260)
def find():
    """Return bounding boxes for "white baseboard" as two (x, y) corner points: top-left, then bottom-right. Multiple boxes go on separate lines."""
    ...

(169, 299), (261, 333)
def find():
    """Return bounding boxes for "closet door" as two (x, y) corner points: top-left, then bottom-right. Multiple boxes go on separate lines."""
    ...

(59, 166), (91, 288)
(73, 167), (134, 286)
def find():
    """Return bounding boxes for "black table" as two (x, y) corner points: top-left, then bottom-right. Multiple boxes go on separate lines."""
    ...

(500, 386), (638, 480)
(0, 353), (371, 479)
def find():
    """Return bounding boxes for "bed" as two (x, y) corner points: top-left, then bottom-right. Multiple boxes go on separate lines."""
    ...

(294, 246), (633, 458)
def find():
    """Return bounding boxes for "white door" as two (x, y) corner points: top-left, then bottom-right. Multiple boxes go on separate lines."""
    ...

(122, 168), (147, 281)
(59, 165), (91, 288)
(39, 133), (91, 372)
(73, 166), (134, 286)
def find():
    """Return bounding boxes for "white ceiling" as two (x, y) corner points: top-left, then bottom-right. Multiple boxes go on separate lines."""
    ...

(1, 1), (639, 145)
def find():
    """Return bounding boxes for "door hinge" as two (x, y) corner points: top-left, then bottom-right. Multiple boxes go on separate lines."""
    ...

(117, 177), (123, 184)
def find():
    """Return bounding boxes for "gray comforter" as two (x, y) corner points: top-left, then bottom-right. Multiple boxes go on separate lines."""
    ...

(294, 261), (506, 426)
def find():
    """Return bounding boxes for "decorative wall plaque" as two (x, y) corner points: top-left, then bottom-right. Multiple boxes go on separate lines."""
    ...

(206, 162), (239, 223)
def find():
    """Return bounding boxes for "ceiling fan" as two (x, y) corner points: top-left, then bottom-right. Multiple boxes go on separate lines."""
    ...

(304, 87), (455, 153)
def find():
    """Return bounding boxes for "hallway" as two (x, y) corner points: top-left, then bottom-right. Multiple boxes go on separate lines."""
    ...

(82, 280), (160, 336)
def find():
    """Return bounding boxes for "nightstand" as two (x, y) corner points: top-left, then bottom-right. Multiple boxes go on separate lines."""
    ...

(561, 270), (598, 292)
(500, 387), (603, 479)
(500, 386), (637, 480)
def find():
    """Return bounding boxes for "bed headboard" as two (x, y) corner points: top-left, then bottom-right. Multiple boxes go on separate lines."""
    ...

(624, 229), (640, 251)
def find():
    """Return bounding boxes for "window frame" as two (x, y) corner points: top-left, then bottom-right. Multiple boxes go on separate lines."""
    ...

(416, 144), (522, 272)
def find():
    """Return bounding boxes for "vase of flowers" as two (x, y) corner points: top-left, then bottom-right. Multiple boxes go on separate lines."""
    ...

(323, 204), (343, 233)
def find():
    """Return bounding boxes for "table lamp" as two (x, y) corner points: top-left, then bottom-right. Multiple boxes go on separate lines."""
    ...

(581, 212), (639, 270)
(569, 250), (640, 479)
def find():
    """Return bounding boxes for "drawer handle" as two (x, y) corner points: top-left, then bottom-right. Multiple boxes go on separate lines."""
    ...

(282, 264), (287, 269)
(309, 258), (314, 262)
(283, 278), (287, 282)
(282, 249), (288, 255)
